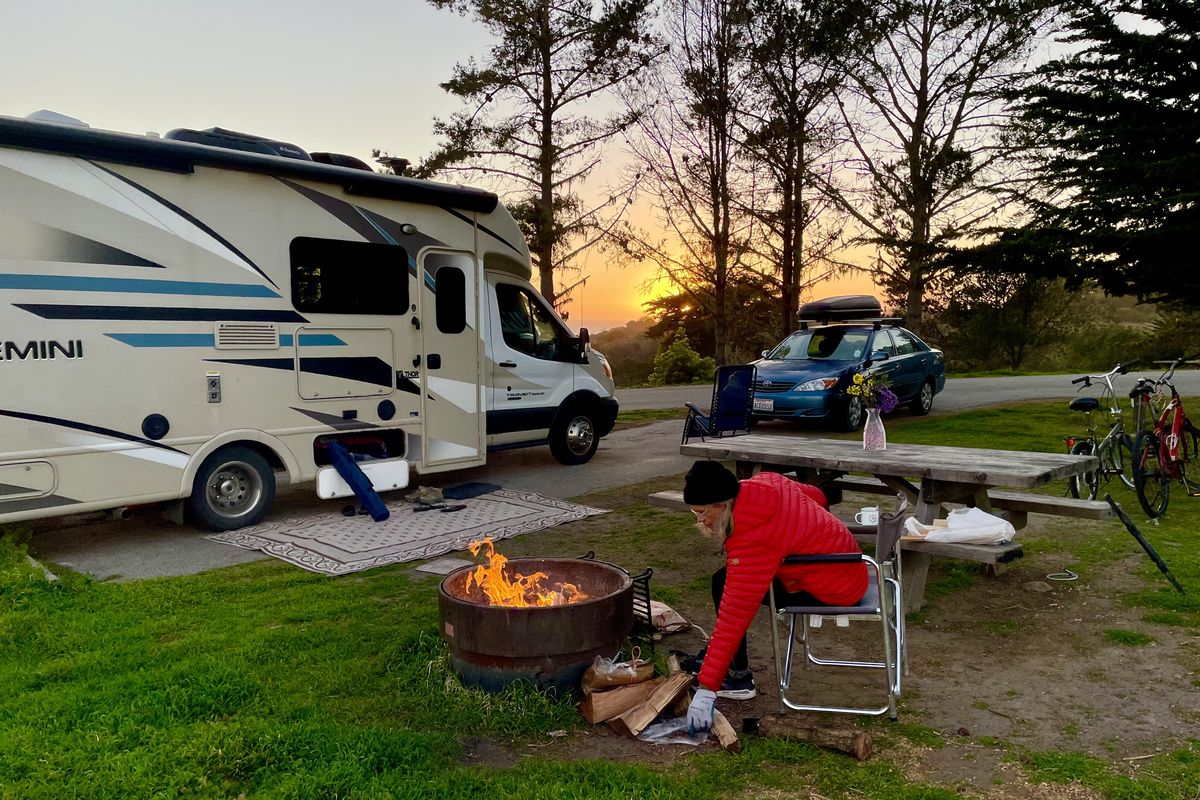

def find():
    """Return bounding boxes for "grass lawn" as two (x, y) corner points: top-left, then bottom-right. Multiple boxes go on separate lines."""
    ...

(2, 400), (1198, 798)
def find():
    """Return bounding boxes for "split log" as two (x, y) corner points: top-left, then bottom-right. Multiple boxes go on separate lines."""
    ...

(609, 672), (693, 738)
(667, 653), (682, 675)
(754, 714), (872, 761)
(578, 677), (665, 724)
(711, 710), (741, 753)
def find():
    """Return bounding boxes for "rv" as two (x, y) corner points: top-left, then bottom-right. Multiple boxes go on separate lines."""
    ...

(0, 114), (618, 531)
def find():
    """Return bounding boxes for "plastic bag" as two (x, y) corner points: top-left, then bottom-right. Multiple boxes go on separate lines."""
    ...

(580, 648), (655, 694)
(650, 600), (691, 634)
(638, 716), (708, 746)
(903, 507), (1015, 544)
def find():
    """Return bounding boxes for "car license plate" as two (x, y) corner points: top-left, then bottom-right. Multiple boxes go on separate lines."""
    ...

(753, 398), (773, 412)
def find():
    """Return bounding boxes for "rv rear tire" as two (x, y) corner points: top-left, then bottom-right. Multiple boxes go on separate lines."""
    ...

(188, 445), (276, 531)
(550, 407), (600, 465)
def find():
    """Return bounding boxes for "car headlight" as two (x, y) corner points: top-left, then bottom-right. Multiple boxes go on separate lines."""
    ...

(795, 377), (838, 391)
(598, 353), (613, 381)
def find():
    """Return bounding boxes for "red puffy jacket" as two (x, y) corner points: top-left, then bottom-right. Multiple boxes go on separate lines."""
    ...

(697, 472), (868, 692)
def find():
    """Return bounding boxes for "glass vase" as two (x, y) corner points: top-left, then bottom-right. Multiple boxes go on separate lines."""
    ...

(863, 408), (886, 451)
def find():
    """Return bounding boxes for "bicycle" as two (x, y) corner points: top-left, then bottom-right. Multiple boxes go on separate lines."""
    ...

(1132, 354), (1200, 517)
(1064, 363), (1136, 499)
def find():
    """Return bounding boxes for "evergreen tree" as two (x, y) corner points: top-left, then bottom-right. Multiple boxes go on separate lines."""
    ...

(418, 0), (662, 304)
(1016, 0), (1200, 304)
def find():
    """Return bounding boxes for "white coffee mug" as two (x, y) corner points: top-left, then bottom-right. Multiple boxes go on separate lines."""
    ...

(855, 506), (879, 526)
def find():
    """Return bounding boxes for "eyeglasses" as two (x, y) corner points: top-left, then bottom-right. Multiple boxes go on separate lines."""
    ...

(690, 505), (717, 518)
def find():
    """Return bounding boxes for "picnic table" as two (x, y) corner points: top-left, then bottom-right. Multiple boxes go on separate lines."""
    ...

(677, 434), (1106, 609)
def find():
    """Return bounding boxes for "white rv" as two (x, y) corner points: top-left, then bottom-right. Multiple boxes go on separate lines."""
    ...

(0, 114), (618, 530)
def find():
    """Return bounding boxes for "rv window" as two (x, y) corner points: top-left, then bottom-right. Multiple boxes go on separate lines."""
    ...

(290, 237), (409, 314)
(434, 266), (467, 334)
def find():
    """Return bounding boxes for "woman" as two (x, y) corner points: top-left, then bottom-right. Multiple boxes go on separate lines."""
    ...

(682, 460), (868, 734)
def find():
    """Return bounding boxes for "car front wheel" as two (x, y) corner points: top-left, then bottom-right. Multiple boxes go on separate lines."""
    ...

(840, 395), (864, 432)
(911, 380), (935, 415)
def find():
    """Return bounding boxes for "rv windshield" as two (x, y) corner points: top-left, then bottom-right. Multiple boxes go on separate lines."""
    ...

(767, 328), (870, 361)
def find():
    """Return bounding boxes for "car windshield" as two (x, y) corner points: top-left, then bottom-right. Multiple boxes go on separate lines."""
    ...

(767, 328), (871, 361)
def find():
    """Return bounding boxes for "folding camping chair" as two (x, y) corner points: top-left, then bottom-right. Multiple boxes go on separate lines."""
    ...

(768, 496), (908, 720)
(681, 364), (757, 444)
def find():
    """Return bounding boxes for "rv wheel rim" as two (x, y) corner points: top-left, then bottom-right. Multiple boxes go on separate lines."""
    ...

(207, 460), (263, 519)
(565, 416), (595, 455)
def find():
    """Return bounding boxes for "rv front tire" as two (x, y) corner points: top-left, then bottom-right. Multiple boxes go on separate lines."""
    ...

(188, 445), (276, 531)
(549, 407), (600, 466)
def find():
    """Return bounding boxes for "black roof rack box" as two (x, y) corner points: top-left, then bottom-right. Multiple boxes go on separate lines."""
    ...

(798, 295), (882, 322)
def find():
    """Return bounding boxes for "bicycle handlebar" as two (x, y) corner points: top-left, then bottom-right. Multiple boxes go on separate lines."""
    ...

(1071, 361), (1130, 390)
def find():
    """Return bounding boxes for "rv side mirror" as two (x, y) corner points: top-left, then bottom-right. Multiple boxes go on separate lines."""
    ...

(569, 328), (590, 363)
(761, 350), (770, 358)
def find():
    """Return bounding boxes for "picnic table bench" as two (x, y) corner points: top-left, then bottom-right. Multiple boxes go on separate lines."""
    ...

(676, 435), (1108, 610)
(647, 489), (1025, 567)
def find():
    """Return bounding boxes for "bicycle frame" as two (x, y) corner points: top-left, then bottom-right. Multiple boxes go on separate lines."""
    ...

(1066, 362), (1135, 498)
(1132, 353), (1200, 517)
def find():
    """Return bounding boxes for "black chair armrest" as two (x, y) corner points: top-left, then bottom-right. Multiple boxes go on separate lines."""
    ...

(782, 553), (865, 565)
(685, 402), (705, 414)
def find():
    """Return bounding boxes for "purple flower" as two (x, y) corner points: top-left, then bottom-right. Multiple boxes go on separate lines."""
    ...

(876, 387), (899, 413)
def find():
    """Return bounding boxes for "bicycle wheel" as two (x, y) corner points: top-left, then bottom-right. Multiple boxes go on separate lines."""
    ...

(1133, 430), (1170, 517)
(1113, 432), (1136, 489)
(1181, 419), (1200, 495)
(1067, 440), (1097, 500)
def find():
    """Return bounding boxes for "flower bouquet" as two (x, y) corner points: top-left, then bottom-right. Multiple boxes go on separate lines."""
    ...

(847, 372), (896, 450)
(846, 372), (898, 412)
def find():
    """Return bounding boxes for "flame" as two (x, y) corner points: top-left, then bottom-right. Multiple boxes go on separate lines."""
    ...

(465, 538), (589, 607)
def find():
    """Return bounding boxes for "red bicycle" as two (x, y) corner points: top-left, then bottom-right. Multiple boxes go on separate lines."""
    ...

(1132, 355), (1200, 517)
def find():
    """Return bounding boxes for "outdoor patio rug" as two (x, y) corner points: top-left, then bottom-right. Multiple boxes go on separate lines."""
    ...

(206, 489), (608, 576)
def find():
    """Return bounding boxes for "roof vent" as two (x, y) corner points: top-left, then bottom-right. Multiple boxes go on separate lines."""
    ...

(165, 127), (311, 161)
(26, 110), (89, 127)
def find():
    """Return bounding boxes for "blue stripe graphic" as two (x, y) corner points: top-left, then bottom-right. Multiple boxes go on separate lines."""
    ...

(106, 333), (346, 347)
(0, 274), (279, 298)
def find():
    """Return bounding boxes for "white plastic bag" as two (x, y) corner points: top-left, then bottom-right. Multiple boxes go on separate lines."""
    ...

(637, 716), (708, 746)
(904, 507), (1015, 544)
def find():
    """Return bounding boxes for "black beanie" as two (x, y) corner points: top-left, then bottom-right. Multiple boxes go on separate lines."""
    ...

(683, 460), (740, 505)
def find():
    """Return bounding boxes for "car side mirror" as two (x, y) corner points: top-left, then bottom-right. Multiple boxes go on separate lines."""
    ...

(864, 350), (890, 366)
(761, 350), (770, 358)
(579, 327), (590, 348)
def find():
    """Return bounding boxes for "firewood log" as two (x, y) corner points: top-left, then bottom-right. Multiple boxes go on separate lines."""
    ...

(711, 710), (741, 753)
(578, 677), (665, 724)
(753, 714), (872, 760)
(608, 672), (693, 737)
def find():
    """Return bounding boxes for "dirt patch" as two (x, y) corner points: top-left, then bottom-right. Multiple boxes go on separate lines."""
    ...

(460, 484), (1198, 794)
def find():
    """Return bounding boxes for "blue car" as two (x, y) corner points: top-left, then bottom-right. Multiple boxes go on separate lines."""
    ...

(750, 320), (946, 431)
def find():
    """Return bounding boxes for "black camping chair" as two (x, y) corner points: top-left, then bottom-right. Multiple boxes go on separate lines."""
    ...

(682, 364), (757, 444)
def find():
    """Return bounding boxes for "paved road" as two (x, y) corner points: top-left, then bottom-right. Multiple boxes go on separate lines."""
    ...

(29, 371), (1200, 580)
(618, 371), (1200, 413)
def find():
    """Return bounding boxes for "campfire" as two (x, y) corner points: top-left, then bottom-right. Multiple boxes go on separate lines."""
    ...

(465, 538), (590, 607)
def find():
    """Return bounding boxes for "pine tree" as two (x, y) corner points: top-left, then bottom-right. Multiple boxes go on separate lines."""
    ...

(1016, 0), (1200, 303)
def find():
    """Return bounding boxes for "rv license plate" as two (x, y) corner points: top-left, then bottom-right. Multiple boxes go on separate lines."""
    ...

(753, 398), (773, 412)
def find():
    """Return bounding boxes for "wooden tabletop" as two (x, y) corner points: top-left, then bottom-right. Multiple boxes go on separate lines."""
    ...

(680, 435), (1098, 490)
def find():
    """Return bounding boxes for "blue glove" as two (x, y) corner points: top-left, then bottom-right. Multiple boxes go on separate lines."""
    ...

(687, 688), (717, 735)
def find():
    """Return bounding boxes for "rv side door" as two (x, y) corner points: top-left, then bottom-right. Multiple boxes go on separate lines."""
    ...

(417, 250), (485, 469)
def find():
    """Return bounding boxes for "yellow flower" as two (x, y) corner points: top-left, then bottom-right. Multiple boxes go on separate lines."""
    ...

(853, 373), (864, 385)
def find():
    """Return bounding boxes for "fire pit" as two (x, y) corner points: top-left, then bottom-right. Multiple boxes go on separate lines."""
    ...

(438, 554), (636, 695)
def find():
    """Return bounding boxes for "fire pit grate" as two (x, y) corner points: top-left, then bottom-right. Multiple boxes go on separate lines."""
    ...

(582, 552), (654, 655)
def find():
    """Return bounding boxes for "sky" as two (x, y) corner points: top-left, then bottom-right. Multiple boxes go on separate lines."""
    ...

(2, 0), (876, 333)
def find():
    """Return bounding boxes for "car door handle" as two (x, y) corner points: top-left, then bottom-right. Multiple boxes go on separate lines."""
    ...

(499, 361), (517, 368)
